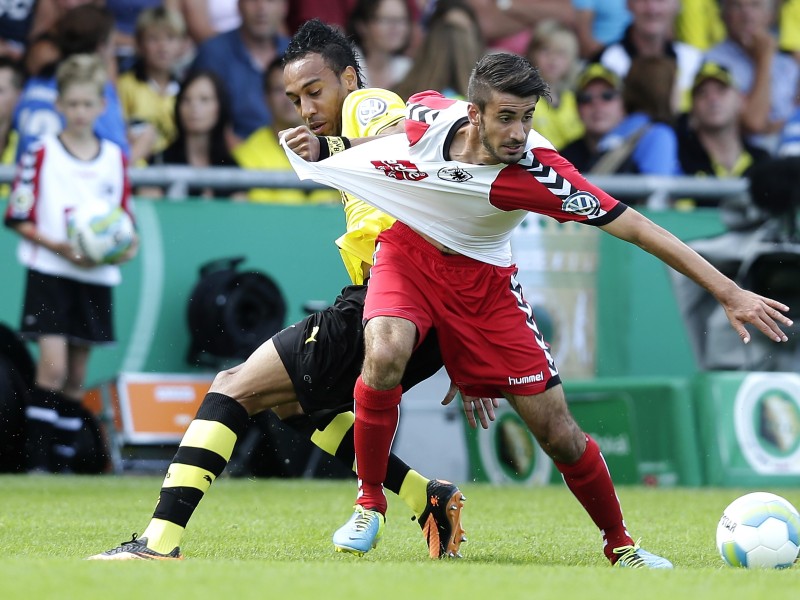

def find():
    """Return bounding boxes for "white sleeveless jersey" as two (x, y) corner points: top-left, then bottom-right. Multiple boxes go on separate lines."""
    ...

(284, 91), (626, 267)
(5, 134), (132, 286)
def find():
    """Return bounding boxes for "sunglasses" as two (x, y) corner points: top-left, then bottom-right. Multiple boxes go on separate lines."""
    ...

(576, 90), (619, 105)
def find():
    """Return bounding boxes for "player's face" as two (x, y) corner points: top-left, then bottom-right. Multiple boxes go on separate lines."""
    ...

(471, 91), (537, 165)
(283, 53), (358, 136)
(56, 82), (105, 135)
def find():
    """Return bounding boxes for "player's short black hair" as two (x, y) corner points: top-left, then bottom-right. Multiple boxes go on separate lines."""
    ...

(283, 19), (364, 89)
(467, 52), (550, 111)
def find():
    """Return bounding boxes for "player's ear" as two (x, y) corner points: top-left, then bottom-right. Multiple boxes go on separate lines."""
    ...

(342, 66), (359, 91)
(467, 103), (481, 127)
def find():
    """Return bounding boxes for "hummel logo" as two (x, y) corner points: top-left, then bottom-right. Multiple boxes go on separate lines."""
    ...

(305, 325), (320, 344)
(203, 475), (212, 484)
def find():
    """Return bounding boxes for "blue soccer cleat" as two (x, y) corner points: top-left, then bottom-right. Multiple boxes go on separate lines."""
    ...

(333, 505), (385, 556)
(613, 541), (673, 569)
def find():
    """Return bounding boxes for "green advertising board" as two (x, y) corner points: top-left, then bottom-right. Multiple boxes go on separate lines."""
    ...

(464, 377), (703, 487)
(694, 372), (800, 486)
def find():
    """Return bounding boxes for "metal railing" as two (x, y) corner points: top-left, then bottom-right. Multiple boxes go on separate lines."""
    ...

(0, 164), (750, 208)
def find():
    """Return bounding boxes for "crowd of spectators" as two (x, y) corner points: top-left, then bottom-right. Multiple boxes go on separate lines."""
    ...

(0, 0), (798, 207)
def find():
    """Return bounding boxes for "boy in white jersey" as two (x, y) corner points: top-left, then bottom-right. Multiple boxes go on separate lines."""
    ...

(4, 54), (137, 404)
(4, 54), (138, 472)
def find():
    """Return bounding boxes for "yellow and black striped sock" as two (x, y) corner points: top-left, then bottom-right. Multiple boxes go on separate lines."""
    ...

(141, 392), (249, 554)
(306, 410), (429, 518)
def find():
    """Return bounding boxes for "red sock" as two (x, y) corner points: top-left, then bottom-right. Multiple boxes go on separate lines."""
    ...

(554, 435), (634, 562)
(353, 376), (401, 515)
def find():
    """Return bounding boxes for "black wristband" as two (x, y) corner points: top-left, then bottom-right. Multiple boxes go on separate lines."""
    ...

(317, 136), (351, 160)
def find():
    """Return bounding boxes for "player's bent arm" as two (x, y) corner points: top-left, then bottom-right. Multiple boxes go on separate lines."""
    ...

(599, 207), (792, 343)
(9, 221), (93, 267)
(349, 119), (406, 147)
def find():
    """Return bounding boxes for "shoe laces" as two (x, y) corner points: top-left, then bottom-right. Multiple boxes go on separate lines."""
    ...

(351, 506), (379, 532)
(612, 539), (646, 568)
(122, 533), (140, 546)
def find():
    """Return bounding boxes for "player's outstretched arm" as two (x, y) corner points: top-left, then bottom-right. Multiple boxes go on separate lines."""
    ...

(599, 207), (792, 344)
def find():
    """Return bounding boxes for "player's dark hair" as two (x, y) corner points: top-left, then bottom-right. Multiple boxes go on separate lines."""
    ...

(467, 52), (550, 111)
(283, 19), (364, 89)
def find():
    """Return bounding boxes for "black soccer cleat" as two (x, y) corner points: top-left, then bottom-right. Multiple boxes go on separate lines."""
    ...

(87, 534), (183, 561)
(414, 479), (467, 559)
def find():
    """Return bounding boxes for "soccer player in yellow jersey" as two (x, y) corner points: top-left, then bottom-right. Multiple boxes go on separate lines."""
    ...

(90, 19), (490, 562)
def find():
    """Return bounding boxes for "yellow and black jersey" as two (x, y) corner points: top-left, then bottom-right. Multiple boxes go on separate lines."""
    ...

(336, 88), (405, 285)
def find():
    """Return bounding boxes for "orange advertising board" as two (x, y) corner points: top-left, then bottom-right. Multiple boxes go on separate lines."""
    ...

(115, 373), (213, 443)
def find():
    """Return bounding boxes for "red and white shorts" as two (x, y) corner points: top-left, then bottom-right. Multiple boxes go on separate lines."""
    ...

(365, 222), (560, 398)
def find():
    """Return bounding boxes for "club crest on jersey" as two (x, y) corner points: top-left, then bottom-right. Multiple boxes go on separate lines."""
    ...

(357, 98), (388, 126)
(562, 191), (603, 217)
(371, 160), (429, 181)
(437, 166), (472, 183)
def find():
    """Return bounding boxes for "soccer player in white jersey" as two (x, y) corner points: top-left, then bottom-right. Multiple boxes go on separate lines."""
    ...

(285, 52), (793, 568)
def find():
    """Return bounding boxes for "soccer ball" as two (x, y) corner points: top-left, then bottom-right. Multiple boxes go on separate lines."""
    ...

(68, 201), (135, 264)
(716, 492), (800, 569)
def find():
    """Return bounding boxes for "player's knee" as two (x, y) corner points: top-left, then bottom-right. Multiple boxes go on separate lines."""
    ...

(36, 364), (67, 392)
(534, 417), (584, 463)
(363, 343), (408, 388)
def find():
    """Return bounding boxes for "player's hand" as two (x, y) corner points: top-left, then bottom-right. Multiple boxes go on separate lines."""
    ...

(721, 288), (792, 344)
(55, 241), (96, 268)
(278, 126), (321, 161)
(441, 382), (500, 429)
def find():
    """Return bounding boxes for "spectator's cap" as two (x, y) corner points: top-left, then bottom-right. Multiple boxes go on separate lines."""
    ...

(576, 63), (621, 92)
(692, 62), (734, 94)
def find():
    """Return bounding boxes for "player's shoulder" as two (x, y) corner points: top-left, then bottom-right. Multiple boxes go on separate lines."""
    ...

(342, 87), (405, 137)
(528, 129), (556, 152)
(406, 90), (460, 111)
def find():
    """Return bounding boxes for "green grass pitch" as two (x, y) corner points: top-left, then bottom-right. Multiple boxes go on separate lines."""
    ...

(0, 475), (798, 599)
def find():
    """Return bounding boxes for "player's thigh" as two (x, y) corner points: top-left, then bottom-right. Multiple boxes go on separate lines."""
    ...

(36, 335), (68, 380)
(210, 338), (296, 412)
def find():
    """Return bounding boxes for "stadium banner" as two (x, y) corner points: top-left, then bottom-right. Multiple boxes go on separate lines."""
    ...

(464, 377), (703, 486)
(694, 372), (800, 486)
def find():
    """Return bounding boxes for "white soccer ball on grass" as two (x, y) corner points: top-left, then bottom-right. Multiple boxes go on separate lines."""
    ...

(716, 491), (800, 569)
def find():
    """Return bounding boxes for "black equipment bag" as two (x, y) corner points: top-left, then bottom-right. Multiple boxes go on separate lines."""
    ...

(186, 257), (287, 367)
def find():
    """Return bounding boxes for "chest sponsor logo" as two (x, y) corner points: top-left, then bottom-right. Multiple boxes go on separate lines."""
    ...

(562, 191), (603, 217)
(437, 166), (472, 183)
(371, 159), (428, 181)
(357, 98), (388, 127)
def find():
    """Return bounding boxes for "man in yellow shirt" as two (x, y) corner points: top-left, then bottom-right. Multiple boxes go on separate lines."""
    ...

(233, 56), (338, 204)
(89, 19), (480, 562)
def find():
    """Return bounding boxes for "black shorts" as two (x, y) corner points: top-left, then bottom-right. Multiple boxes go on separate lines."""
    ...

(19, 270), (115, 345)
(273, 284), (443, 428)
